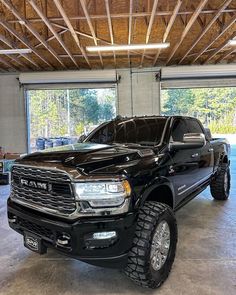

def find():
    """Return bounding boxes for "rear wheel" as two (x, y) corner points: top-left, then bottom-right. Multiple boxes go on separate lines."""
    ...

(210, 163), (230, 200)
(125, 202), (177, 288)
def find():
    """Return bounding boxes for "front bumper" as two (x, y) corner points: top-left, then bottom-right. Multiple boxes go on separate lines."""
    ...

(7, 198), (137, 268)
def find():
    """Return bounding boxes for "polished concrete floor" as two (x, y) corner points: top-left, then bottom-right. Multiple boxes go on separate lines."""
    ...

(0, 148), (236, 295)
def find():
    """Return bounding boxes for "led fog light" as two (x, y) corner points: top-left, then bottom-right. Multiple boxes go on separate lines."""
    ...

(84, 231), (118, 249)
(92, 231), (117, 240)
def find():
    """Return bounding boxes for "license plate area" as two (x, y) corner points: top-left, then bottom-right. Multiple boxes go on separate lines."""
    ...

(24, 232), (47, 254)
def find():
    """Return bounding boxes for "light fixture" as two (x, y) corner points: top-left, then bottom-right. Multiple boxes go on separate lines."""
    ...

(86, 43), (170, 52)
(228, 39), (236, 46)
(0, 49), (32, 54)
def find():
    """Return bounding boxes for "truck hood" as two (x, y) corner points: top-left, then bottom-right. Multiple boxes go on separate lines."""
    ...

(18, 142), (155, 175)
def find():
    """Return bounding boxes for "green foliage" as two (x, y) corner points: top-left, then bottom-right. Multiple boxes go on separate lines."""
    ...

(29, 88), (116, 140)
(162, 88), (236, 134)
(74, 122), (84, 136)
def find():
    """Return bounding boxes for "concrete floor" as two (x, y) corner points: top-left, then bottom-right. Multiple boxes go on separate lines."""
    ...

(0, 147), (236, 295)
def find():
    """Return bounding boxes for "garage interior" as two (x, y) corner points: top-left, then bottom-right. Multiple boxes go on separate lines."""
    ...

(0, 0), (236, 294)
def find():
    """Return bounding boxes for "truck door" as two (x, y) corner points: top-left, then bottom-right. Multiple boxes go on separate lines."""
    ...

(186, 118), (214, 182)
(168, 118), (202, 203)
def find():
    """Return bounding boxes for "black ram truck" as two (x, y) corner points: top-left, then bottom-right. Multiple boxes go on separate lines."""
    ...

(8, 116), (231, 288)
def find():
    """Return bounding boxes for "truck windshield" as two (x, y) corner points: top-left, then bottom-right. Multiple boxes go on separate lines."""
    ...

(86, 117), (167, 146)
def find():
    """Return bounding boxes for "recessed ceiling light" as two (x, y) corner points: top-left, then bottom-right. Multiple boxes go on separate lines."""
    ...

(0, 49), (32, 54)
(86, 43), (170, 52)
(228, 39), (236, 46)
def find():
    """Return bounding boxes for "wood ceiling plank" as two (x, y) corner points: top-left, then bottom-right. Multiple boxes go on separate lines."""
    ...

(28, 0), (79, 68)
(0, 18), (51, 69)
(166, 0), (208, 65)
(179, 0), (232, 64)
(1, 0), (66, 69)
(153, 0), (182, 66)
(53, 0), (91, 68)
(140, 0), (159, 66)
(80, 0), (103, 68)
(191, 12), (236, 64)
(203, 31), (236, 64)
(105, 0), (116, 67)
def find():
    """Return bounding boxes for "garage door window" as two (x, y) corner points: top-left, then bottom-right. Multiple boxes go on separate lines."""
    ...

(27, 88), (116, 152)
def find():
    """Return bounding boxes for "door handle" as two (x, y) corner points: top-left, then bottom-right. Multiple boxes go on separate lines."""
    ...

(191, 153), (199, 158)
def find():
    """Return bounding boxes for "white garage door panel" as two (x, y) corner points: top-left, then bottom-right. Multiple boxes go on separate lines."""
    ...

(161, 64), (236, 88)
(19, 70), (118, 85)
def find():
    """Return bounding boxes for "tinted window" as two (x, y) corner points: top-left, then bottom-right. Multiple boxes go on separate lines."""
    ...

(87, 118), (167, 145)
(186, 119), (203, 133)
(171, 119), (188, 142)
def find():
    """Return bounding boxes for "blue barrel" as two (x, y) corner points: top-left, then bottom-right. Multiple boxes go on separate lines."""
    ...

(53, 138), (63, 147)
(45, 139), (53, 149)
(62, 138), (70, 145)
(36, 138), (45, 150)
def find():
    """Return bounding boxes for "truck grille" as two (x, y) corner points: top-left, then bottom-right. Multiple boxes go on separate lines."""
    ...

(11, 165), (76, 216)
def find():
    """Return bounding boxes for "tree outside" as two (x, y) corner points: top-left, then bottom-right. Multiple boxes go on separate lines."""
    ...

(162, 88), (236, 134)
(29, 88), (116, 150)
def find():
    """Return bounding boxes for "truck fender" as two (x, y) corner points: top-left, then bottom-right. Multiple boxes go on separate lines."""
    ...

(137, 177), (175, 208)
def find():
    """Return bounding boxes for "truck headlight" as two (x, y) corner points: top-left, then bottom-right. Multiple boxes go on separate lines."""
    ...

(74, 180), (131, 208)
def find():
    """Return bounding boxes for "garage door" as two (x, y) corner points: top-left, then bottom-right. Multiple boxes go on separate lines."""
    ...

(161, 64), (236, 89)
(19, 69), (118, 89)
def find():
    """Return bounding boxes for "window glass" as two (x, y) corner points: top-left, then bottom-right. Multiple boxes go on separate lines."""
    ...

(88, 118), (167, 145)
(171, 119), (188, 142)
(186, 119), (203, 133)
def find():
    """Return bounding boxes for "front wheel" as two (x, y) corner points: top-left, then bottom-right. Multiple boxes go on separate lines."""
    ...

(210, 163), (230, 200)
(125, 202), (177, 288)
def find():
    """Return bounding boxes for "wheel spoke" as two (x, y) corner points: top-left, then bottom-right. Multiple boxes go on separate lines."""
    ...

(150, 220), (170, 271)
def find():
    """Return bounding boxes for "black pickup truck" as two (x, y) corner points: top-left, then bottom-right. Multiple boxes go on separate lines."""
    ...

(8, 116), (231, 288)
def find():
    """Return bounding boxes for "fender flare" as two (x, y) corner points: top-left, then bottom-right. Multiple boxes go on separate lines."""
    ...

(138, 177), (175, 208)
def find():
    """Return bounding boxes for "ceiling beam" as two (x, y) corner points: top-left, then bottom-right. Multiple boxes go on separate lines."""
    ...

(0, 46), (30, 70)
(153, 0), (182, 66)
(53, 0), (90, 68)
(35, 29), (67, 48)
(28, 0), (79, 68)
(166, 0), (208, 65)
(58, 53), (154, 59)
(191, 13), (236, 64)
(51, 21), (154, 60)
(227, 52), (236, 63)
(80, 0), (103, 67)
(203, 31), (236, 63)
(179, 0), (232, 64)
(105, 0), (116, 66)
(6, 9), (236, 23)
(0, 18), (50, 69)
(1, 0), (66, 69)
(215, 47), (236, 64)
(127, 0), (133, 66)
(140, 0), (159, 66)
(0, 33), (49, 70)
(0, 55), (18, 71)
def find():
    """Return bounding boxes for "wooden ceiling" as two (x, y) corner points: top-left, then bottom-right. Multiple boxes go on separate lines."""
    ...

(0, 0), (236, 71)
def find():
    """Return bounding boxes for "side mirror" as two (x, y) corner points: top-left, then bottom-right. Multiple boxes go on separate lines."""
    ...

(170, 133), (206, 150)
(78, 134), (87, 143)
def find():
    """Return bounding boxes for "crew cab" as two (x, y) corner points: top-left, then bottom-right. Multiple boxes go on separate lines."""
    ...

(8, 116), (231, 288)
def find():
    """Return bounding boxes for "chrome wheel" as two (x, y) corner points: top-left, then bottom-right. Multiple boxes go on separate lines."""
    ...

(150, 220), (170, 271)
(224, 172), (228, 193)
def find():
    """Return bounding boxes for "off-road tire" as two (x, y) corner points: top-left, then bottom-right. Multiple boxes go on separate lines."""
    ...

(125, 202), (177, 288)
(210, 163), (230, 200)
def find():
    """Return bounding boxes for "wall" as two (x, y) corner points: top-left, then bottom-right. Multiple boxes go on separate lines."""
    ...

(0, 73), (27, 153)
(117, 68), (161, 116)
(0, 69), (161, 153)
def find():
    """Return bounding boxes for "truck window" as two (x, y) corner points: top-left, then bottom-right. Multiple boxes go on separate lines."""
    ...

(186, 119), (203, 134)
(87, 118), (167, 145)
(170, 119), (188, 142)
